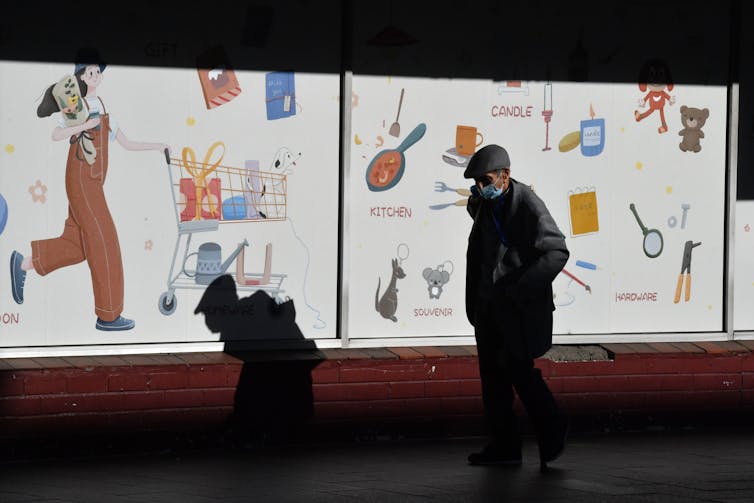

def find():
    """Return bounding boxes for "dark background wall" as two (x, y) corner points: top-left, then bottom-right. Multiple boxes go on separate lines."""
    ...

(737, 1), (754, 199)
(1, 0), (748, 192)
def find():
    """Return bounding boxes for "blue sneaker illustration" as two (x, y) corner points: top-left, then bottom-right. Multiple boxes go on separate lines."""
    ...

(10, 250), (26, 304)
(95, 316), (135, 331)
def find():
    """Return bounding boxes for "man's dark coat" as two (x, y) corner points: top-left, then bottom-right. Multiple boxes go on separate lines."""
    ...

(466, 178), (569, 359)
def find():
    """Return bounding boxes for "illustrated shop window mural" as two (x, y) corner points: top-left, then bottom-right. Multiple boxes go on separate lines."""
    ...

(10, 48), (169, 332)
(346, 71), (726, 339)
(0, 48), (341, 346)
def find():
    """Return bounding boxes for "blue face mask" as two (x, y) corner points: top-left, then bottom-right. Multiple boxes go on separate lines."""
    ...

(480, 184), (503, 200)
(479, 172), (504, 200)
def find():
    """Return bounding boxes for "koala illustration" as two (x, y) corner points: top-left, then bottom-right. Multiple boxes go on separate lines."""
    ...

(678, 106), (709, 153)
(423, 266), (451, 299)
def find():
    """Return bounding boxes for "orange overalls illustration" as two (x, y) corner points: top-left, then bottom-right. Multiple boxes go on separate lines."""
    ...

(10, 53), (168, 331)
(31, 107), (125, 322)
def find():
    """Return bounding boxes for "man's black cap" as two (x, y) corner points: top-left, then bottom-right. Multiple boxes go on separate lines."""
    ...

(463, 145), (510, 179)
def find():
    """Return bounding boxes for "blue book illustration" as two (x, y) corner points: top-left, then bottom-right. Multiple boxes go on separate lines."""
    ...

(266, 72), (296, 120)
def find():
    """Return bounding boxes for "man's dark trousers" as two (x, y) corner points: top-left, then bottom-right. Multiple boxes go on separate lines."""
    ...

(473, 300), (559, 447)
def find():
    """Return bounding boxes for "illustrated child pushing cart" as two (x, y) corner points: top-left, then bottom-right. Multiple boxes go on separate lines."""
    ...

(10, 48), (169, 331)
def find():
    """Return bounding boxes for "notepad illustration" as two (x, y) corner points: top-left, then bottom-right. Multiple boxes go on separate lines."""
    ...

(568, 187), (599, 236)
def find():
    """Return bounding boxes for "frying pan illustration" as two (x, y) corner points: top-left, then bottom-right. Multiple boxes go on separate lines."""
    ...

(629, 203), (663, 258)
(366, 123), (427, 192)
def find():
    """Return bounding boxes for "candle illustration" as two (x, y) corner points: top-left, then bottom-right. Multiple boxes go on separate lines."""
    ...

(580, 103), (605, 157)
(542, 82), (553, 152)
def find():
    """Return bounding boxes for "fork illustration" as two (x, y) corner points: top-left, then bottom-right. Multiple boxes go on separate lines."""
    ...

(434, 181), (471, 196)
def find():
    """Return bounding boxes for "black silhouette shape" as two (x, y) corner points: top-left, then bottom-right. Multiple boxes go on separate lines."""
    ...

(195, 274), (307, 342)
(195, 274), (320, 444)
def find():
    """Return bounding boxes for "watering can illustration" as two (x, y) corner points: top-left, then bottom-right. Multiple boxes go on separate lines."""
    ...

(183, 239), (249, 285)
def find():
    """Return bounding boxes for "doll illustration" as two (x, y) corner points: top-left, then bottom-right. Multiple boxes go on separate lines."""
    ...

(634, 59), (676, 134)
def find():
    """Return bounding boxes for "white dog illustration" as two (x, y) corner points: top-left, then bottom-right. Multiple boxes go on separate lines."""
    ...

(259, 147), (301, 218)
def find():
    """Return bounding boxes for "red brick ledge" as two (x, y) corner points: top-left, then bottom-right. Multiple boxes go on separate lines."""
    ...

(1, 341), (753, 438)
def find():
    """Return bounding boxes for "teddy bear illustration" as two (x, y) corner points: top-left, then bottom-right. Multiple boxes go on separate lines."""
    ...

(678, 106), (709, 153)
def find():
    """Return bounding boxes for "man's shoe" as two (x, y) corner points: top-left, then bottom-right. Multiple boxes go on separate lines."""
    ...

(96, 316), (135, 331)
(468, 444), (522, 466)
(10, 251), (26, 304)
(539, 416), (569, 468)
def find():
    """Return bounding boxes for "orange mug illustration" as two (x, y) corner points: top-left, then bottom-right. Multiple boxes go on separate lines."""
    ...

(456, 125), (484, 156)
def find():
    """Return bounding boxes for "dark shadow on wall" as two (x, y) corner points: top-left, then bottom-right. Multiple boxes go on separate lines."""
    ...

(4, 0), (751, 190)
(0, 0), (739, 84)
(5, 1), (753, 195)
(195, 274), (322, 444)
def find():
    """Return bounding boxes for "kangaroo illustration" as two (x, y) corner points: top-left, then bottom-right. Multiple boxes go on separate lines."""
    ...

(375, 258), (406, 322)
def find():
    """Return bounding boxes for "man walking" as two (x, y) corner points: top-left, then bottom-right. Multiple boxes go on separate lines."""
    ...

(464, 144), (569, 469)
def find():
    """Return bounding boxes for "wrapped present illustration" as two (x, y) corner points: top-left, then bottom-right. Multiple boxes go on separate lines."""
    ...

(180, 142), (225, 221)
(196, 47), (242, 110)
(266, 72), (296, 120)
(180, 177), (222, 221)
(200, 178), (221, 219)
(179, 178), (197, 221)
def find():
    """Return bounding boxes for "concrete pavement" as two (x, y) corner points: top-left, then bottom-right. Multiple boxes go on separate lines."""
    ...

(3, 427), (754, 502)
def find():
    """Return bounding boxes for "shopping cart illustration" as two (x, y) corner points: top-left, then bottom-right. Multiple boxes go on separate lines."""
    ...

(158, 145), (287, 315)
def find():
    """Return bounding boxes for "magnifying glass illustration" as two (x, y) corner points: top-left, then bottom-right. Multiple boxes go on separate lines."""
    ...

(629, 203), (663, 258)
(396, 243), (410, 265)
(441, 260), (454, 276)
